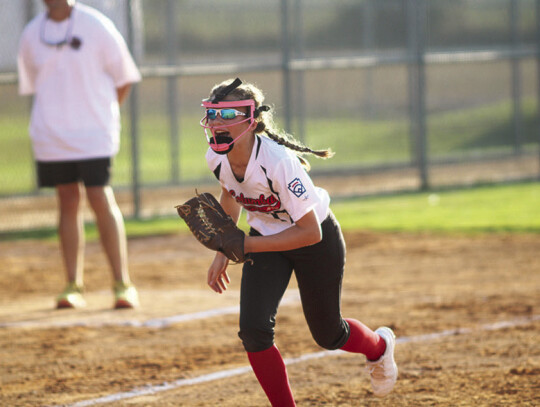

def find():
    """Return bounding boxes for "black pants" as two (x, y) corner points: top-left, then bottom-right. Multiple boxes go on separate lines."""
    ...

(238, 211), (350, 352)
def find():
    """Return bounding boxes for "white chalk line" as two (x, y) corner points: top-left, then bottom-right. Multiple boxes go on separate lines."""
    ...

(0, 293), (301, 330)
(52, 314), (540, 407)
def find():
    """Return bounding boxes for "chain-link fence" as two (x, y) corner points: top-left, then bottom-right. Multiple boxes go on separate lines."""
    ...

(1, 0), (539, 232)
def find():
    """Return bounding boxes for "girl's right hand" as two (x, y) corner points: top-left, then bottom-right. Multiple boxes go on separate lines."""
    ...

(207, 252), (230, 294)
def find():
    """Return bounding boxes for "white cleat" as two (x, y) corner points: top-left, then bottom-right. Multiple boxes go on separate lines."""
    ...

(366, 327), (398, 397)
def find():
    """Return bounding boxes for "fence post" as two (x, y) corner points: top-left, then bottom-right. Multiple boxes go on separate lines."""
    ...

(25, 0), (38, 194)
(407, 0), (429, 190)
(537, 0), (540, 178)
(166, 0), (180, 184)
(362, 0), (375, 118)
(293, 0), (306, 143)
(126, 0), (141, 218)
(280, 0), (292, 133)
(510, 0), (522, 154)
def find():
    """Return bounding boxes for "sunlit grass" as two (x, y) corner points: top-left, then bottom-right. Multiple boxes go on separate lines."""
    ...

(1, 99), (538, 195)
(332, 181), (540, 233)
(2, 182), (538, 242)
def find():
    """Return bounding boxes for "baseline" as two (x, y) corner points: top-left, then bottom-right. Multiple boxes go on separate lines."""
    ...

(0, 291), (301, 330)
(53, 314), (540, 407)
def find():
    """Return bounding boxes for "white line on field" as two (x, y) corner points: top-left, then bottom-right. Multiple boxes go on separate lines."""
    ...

(52, 314), (540, 407)
(0, 292), (301, 330)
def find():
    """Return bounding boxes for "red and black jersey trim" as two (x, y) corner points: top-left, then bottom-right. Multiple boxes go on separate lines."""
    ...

(212, 163), (222, 180)
(255, 135), (262, 159)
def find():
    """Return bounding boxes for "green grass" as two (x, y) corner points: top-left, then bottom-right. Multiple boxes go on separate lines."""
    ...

(1, 182), (538, 242)
(332, 181), (540, 233)
(1, 98), (538, 195)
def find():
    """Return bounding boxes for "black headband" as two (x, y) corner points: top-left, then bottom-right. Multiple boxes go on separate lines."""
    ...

(210, 78), (243, 103)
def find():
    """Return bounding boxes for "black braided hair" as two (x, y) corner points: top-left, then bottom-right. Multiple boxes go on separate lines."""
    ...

(207, 79), (334, 170)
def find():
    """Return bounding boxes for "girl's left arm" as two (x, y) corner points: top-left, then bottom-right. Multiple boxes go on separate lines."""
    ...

(206, 186), (242, 294)
(244, 209), (322, 253)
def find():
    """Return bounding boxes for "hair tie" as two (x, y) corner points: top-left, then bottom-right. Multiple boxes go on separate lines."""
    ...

(254, 105), (271, 118)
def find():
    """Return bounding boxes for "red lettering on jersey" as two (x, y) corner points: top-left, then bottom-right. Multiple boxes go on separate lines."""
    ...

(228, 190), (281, 213)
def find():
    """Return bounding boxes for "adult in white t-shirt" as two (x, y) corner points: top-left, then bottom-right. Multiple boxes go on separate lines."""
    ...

(17, 0), (141, 309)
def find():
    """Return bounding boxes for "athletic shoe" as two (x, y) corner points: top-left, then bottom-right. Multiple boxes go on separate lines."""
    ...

(56, 282), (86, 309)
(113, 282), (139, 309)
(366, 326), (398, 397)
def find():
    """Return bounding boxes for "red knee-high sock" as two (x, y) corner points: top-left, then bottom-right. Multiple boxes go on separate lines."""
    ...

(340, 318), (386, 361)
(247, 344), (296, 407)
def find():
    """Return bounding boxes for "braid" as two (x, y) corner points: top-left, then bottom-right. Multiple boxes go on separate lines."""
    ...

(263, 128), (334, 170)
(263, 130), (312, 169)
(265, 130), (333, 157)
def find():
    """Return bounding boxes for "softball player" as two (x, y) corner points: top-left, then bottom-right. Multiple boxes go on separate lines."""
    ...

(201, 78), (397, 405)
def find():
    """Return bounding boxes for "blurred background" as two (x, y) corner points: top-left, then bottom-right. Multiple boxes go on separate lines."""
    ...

(0, 0), (539, 232)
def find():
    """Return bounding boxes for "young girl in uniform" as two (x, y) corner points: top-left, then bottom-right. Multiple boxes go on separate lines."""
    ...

(200, 78), (397, 406)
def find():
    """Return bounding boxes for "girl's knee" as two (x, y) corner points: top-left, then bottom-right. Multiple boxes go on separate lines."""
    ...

(310, 321), (349, 350)
(238, 327), (274, 352)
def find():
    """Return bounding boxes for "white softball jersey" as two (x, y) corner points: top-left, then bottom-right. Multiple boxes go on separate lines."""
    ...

(206, 135), (330, 236)
(17, 3), (141, 162)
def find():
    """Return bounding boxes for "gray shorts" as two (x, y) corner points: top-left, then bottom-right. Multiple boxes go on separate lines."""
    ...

(36, 157), (112, 188)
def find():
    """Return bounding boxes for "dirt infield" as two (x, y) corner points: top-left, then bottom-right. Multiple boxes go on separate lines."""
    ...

(0, 231), (539, 406)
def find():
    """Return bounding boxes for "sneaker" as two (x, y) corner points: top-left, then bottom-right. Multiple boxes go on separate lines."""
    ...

(56, 282), (86, 309)
(113, 282), (139, 309)
(366, 326), (398, 397)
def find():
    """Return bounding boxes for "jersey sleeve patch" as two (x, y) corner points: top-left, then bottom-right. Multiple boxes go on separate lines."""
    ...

(287, 177), (306, 198)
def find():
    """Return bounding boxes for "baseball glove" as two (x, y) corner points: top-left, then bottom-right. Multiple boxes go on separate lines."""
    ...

(176, 192), (248, 263)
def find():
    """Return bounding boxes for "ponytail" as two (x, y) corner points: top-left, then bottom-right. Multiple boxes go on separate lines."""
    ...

(263, 130), (333, 170)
